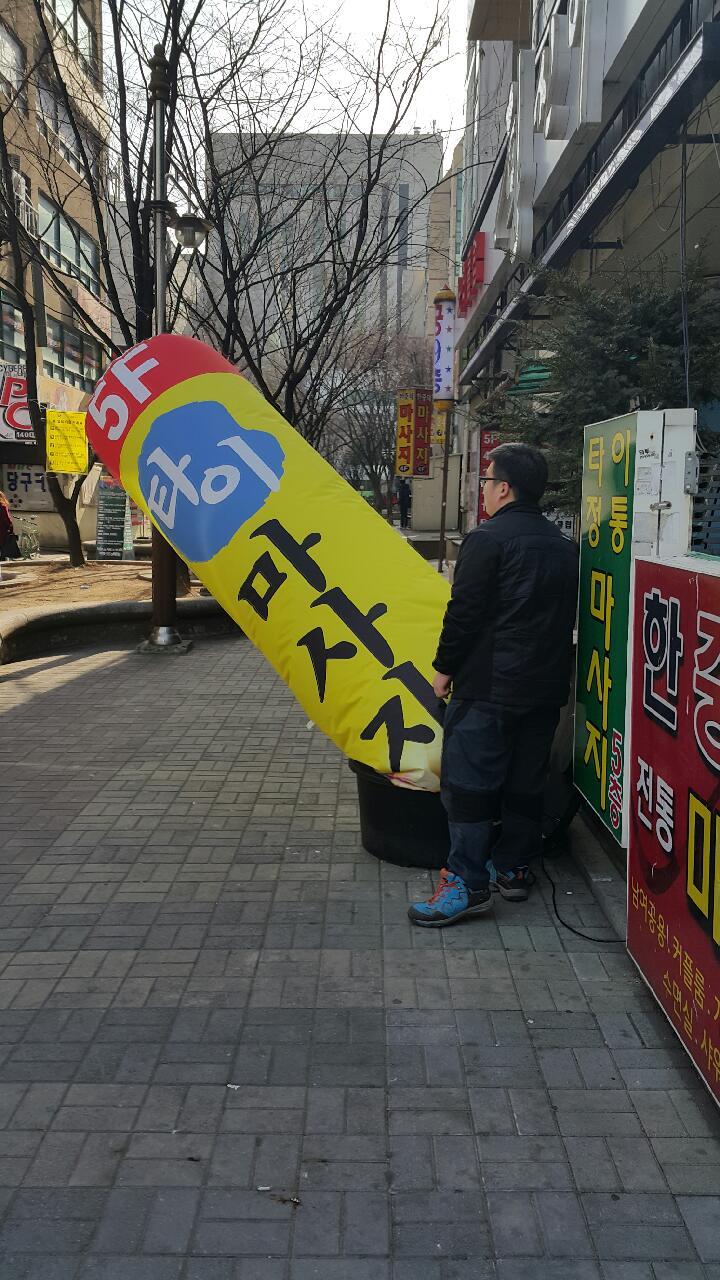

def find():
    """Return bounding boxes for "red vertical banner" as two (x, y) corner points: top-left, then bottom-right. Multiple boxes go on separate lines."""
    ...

(395, 391), (415, 477)
(628, 557), (720, 1103)
(477, 429), (500, 523)
(413, 389), (432, 478)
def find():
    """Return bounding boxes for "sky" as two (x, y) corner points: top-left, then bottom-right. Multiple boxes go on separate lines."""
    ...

(333, 0), (468, 166)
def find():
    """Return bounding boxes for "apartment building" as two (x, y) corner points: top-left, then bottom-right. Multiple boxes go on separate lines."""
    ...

(0, 0), (108, 532)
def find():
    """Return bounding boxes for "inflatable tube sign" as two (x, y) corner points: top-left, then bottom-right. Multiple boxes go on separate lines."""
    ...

(85, 336), (449, 791)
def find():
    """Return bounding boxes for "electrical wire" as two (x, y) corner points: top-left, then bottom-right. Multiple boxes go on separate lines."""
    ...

(540, 849), (619, 945)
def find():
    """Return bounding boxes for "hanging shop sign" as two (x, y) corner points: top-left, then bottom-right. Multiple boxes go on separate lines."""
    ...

(0, 364), (35, 445)
(46, 409), (89, 475)
(433, 292), (456, 397)
(395, 389), (432, 479)
(413, 389), (432, 478)
(457, 234), (485, 319)
(86, 337), (450, 791)
(628, 555), (720, 1105)
(395, 391), (415, 477)
(1, 464), (53, 511)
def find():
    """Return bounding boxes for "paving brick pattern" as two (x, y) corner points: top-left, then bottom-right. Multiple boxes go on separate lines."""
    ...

(0, 636), (718, 1280)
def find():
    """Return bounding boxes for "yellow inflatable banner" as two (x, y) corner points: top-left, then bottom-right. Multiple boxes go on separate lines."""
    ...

(85, 336), (450, 790)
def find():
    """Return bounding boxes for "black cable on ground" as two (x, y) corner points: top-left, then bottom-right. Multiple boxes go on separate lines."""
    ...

(540, 849), (618, 945)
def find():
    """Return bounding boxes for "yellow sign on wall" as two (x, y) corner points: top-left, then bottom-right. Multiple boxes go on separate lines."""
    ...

(46, 410), (89, 474)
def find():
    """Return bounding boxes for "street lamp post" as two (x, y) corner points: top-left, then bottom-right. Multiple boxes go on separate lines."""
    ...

(144, 42), (184, 651)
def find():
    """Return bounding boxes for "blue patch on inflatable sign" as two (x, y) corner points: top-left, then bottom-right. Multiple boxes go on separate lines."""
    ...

(137, 401), (285, 562)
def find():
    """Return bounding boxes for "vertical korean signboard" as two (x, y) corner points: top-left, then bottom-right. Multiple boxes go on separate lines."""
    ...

(395, 391), (414, 477)
(433, 293), (455, 399)
(395, 390), (432, 478)
(628, 557), (720, 1104)
(574, 416), (634, 842)
(413, 389), (432, 478)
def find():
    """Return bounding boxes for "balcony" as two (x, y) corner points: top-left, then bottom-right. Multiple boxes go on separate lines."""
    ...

(467, 0), (531, 42)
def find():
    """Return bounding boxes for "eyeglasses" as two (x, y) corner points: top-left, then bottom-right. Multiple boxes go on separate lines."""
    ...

(478, 475), (502, 486)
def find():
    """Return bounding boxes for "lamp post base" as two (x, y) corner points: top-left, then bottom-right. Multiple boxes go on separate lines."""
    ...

(136, 626), (193, 655)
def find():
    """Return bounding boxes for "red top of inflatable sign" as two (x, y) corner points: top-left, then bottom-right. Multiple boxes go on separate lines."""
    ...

(85, 334), (233, 479)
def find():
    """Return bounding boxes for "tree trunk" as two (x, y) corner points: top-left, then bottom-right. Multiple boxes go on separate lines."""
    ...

(46, 476), (85, 567)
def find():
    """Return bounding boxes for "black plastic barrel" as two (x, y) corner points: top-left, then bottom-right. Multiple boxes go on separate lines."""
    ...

(349, 759), (449, 869)
(348, 686), (580, 870)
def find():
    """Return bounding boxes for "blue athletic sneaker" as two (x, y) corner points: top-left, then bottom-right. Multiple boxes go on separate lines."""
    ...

(486, 860), (535, 902)
(408, 868), (493, 927)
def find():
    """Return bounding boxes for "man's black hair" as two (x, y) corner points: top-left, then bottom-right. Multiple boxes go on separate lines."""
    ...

(488, 442), (548, 504)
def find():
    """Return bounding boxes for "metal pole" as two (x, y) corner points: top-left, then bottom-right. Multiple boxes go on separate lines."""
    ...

(147, 44), (182, 649)
(437, 407), (452, 575)
(431, 284), (456, 576)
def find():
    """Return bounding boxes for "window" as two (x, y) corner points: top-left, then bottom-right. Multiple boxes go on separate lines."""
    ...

(36, 77), (99, 179)
(0, 290), (25, 363)
(44, 0), (97, 81)
(43, 316), (101, 391)
(0, 21), (26, 108)
(38, 194), (100, 295)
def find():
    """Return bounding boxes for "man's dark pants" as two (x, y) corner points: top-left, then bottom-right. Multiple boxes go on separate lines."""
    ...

(441, 699), (560, 890)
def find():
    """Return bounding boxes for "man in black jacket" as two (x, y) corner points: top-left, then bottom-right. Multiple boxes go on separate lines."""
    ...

(409, 443), (578, 927)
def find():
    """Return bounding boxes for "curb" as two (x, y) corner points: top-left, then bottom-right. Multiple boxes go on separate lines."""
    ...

(0, 596), (237, 665)
(569, 809), (627, 940)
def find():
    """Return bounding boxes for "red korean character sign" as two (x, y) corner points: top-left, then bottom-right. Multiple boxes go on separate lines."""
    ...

(0, 364), (34, 444)
(413, 389), (432, 478)
(628, 556), (720, 1103)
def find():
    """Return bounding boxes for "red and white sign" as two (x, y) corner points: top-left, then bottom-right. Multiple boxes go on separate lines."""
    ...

(457, 232), (486, 318)
(433, 298), (455, 401)
(628, 556), (720, 1104)
(0, 364), (35, 444)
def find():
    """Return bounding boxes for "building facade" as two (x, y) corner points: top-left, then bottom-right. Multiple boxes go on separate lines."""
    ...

(0, 0), (109, 540)
(204, 130), (444, 383)
(456, 0), (720, 530)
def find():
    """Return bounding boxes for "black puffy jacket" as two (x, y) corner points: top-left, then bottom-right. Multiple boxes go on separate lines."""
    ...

(434, 502), (579, 707)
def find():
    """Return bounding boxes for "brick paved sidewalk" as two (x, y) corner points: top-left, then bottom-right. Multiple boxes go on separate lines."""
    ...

(0, 635), (718, 1280)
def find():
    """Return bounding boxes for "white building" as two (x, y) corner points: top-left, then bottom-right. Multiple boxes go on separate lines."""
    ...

(456, 0), (720, 529)
(202, 131), (444, 374)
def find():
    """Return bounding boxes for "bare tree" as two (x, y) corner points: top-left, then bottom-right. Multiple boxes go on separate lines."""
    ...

(0, 0), (454, 561)
(329, 332), (431, 514)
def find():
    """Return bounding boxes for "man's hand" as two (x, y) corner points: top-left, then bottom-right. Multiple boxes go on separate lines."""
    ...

(433, 671), (452, 700)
